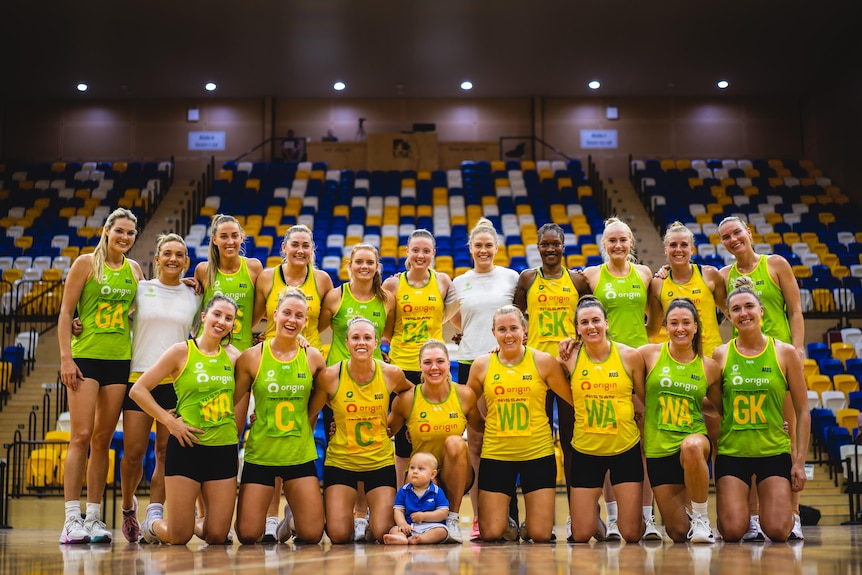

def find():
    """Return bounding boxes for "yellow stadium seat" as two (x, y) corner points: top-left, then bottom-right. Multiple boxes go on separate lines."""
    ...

(807, 374), (833, 395)
(14, 236), (33, 251)
(521, 161), (536, 170)
(577, 186), (593, 199)
(837, 408), (860, 435)
(834, 374), (859, 395)
(660, 159), (676, 171)
(832, 265), (850, 279)
(812, 288), (834, 312)
(695, 213), (713, 225)
(508, 244), (526, 258)
(51, 161), (67, 173)
(454, 266), (471, 277)
(417, 171), (432, 181)
(763, 233), (782, 246)
(792, 266), (811, 279)
(783, 232), (801, 245)
(28, 447), (60, 488)
(764, 213), (783, 225)
(581, 244), (600, 257)
(80, 246), (95, 255)
(676, 159), (692, 170)
(567, 255), (587, 268)
(744, 168), (760, 178)
(832, 343), (856, 366)
(217, 169), (233, 182)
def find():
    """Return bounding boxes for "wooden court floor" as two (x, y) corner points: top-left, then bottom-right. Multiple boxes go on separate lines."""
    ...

(1, 525), (861, 575)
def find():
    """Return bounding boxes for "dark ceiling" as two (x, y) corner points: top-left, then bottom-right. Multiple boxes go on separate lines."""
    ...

(2, 0), (861, 101)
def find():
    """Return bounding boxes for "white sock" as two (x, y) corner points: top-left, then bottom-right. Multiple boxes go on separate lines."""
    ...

(146, 503), (164, 520)
(65, 501), (81, 520)
(643, 506), (653, 521)
(751, 514), (759, 523)
(692, 501), (709, 518)
(85, 503), (101, 521)
(605, 501), (618, 522)
(448, 511), (459, 520)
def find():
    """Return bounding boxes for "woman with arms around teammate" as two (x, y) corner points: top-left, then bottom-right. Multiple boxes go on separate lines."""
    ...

(710, 277), (809, 542)
(130, 295), (242, 545)
(315, 316), (413, 544)
(578, 216), (657, 540)
(57, 208), (145, 544)
(647, 221), (726, 357)
(233, 287), (328, 544)
(388, 339), (483, 543)
(119, 234), (201, 542)
(559, 296), (646, 543)
(466, 306), (572, 543)
(638, 298), (722, 543)
(513, 222), (590, 538)
(382, 229), (453, 485)
(318, 243), (394, 541)
(444, 217), (519, 539)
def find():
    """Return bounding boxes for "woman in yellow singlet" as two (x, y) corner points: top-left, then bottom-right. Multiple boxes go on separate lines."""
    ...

(382, 229), (453, 484)
(315, 316), (413, 544)
(466, 305), (572, 543)
(388, 339), (483, 544)
(559, 295), (646, 543)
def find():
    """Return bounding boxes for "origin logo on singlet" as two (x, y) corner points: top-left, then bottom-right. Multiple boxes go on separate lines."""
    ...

(656, 365), (696, 430)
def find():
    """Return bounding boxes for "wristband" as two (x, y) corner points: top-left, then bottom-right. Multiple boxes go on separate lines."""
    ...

(380, 342), (391, 355)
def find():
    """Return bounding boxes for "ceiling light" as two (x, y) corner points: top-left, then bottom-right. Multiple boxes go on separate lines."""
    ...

(460, 81), (473, 91)
(76, 83), (88, 92)
(333, 81), (346, 91)
(717, 80), (729, 89)
(588, 80), (601, 90)
(204, 82), (217, 92)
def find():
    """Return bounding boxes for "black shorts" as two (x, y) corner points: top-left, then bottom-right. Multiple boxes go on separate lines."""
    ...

(165, 436), (238, 482)
(394, 370), (421, 458)
(715, 453), (792, 486)
(323, 464), (397, 491)
(241, 460), (318, 486)
(478, 454), (556, 496)
(458, 362), (472, 386)
(646, 436), (713, 487)
(74, 358), (130, 387)
(124, 382), (177, 412)
(569, 443), (644, 489)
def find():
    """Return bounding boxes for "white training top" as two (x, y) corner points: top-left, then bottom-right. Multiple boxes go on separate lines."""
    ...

(445, 266), (519, 362)
(130, 279), (202, 373)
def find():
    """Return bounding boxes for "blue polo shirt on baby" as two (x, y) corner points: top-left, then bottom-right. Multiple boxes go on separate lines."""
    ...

(393, 482), (449, 525)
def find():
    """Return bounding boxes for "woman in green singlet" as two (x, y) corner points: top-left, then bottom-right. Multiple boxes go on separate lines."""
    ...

(711, 277), (809, 542)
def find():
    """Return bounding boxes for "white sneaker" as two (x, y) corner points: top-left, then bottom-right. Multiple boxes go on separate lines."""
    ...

(687, 513), (715, 544)
(140, 517), (160, 544)
(789, 513), (804, 541)
(59, 516), (90, 544)
(566, 516), (574, 542)
(353, 518), (368, 543)
(742, 516), (766, 542)
(503, 516), (519, 541)
(605, 518), (621, 541)
(84, 518), (112, 543)
(262, 516), (280, 543)
(642, 515), (662, 541)
(225, 528), (235, 545)
(276, 505), (295, 543)
(445, 515), (463, 544)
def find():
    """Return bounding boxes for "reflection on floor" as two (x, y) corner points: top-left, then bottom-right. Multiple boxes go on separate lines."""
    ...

(1, 525), (861, 575)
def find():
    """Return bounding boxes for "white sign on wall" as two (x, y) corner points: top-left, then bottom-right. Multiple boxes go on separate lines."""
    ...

(580, 129), (618, 149)
(188, 132), (226, 151)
